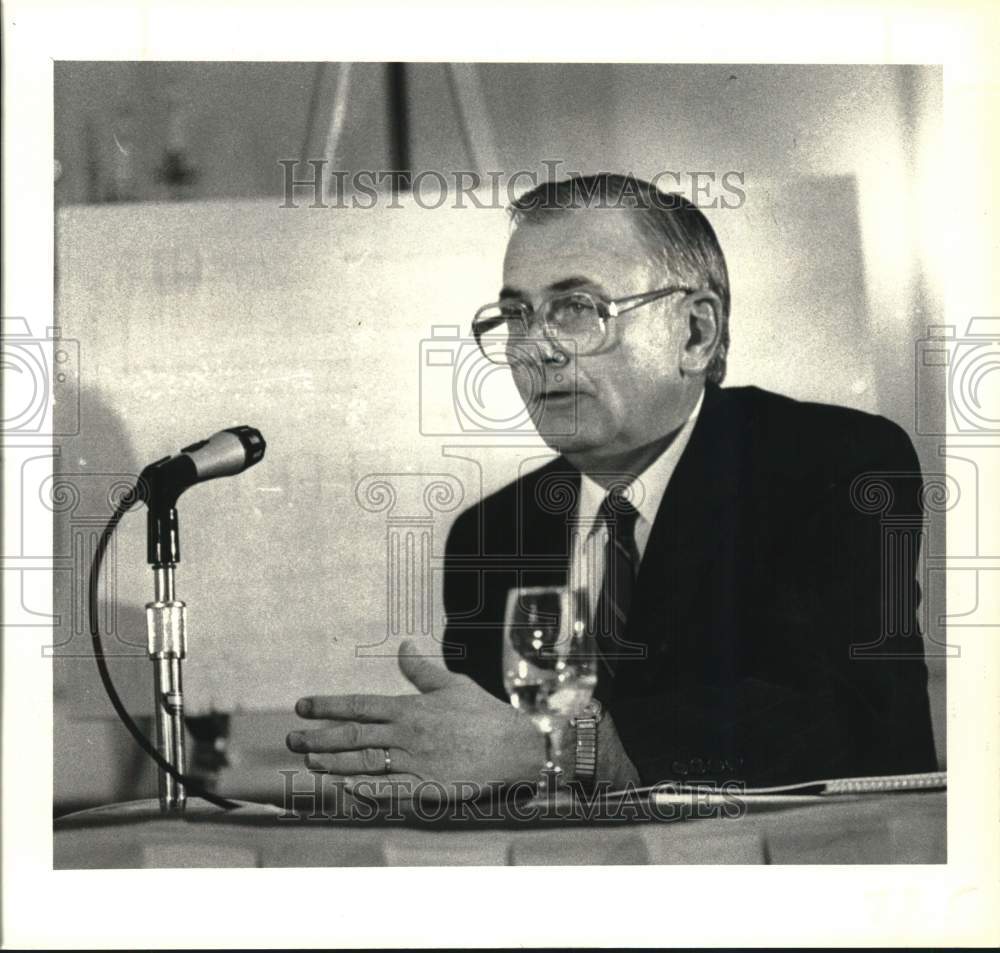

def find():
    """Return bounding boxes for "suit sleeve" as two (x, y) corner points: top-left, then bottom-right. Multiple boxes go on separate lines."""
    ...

(611, 415), (938, 787)
(440, 505), (507, 699)
(815, 418), (938, 775)
(441, 507), (478, 675)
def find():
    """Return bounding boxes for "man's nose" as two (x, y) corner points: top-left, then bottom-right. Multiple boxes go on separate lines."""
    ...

(535, 331), (569, 366)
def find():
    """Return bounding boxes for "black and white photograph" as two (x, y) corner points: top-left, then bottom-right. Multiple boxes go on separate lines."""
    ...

(3, 1), (998, 948)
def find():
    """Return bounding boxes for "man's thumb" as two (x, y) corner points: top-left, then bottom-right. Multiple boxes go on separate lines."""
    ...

(398, 639), (453, 693)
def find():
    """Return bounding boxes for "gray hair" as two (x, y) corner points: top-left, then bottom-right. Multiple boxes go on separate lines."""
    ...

(509, 173), (731, 384)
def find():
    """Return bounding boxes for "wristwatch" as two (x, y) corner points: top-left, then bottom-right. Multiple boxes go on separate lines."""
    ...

(572, 699), (603, 791)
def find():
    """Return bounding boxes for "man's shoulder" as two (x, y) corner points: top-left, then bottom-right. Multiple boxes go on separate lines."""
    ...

(446, 385), (921, 542)
(715, 383), (907, 433)
(446, 455), (571, 541)
(712, 384), (918, 470)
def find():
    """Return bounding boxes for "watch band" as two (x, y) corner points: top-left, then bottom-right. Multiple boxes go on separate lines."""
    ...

(572, 700), (602, 791)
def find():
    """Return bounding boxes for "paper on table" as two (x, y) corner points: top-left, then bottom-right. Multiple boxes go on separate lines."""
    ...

(607, 770), (948, 801)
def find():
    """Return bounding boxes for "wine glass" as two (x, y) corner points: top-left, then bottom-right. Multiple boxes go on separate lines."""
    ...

(502, 585), (599, 797)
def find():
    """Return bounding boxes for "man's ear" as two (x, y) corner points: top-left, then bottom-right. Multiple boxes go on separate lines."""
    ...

(679, 290), (722, 375)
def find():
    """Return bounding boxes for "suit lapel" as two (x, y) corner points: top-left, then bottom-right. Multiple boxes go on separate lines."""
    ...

(509, 387), (746, 688)
(516, 456), (579, 587)
(617, 384), (744, 687)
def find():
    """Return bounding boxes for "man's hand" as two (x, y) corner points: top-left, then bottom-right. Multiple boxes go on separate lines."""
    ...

(287, 639), (544, 798)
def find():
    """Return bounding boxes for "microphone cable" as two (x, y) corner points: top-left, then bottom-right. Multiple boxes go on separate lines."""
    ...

(88, 482), (239, 811)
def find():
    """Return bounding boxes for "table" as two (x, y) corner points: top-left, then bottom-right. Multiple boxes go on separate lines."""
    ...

(54, 790), (945, 868)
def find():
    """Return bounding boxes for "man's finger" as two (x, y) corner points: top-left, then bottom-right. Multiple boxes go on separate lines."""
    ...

(287, 722), (395, 753)
(304, 747), (407, 775)
(296, 693), (401, 721)
(397, 639), (454, 693)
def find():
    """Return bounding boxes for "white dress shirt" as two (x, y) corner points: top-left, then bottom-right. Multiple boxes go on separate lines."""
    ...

(568, 389), (704, 621)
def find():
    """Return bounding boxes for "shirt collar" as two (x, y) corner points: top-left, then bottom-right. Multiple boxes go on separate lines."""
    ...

(576, 388), (705, 531)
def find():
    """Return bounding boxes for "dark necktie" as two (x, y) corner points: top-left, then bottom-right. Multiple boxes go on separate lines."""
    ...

(593, 489), (641, 691)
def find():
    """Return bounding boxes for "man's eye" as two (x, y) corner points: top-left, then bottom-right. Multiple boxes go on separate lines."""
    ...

(552, 296), (598, 321)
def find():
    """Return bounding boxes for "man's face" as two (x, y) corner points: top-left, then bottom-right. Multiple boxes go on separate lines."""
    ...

(501, 208), (697, 462)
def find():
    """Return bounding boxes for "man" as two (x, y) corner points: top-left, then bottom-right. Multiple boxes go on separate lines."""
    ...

(288, 174), (937, 794)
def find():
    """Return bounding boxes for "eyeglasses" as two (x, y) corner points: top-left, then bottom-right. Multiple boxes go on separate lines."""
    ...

(472, 285), (694, 366)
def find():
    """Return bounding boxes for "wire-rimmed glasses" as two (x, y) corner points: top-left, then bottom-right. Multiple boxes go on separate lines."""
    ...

(472, 285), (694, 365)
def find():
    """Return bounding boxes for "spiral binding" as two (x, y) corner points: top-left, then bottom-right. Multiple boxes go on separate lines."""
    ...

(620, 771), (948, 800)
(821, 771), (947, 795)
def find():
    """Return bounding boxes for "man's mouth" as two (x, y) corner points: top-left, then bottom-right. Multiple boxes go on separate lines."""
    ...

(541, 390), (577, 402)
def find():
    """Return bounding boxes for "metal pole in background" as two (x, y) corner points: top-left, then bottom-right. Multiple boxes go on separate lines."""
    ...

(387, 62), (412, 193)
(147, 562), (187, 812)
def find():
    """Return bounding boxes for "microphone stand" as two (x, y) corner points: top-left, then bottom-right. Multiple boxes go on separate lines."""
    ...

(55, 427), (286, 845)
(146, 502), (187, 813)
(59, 490), (284, 827)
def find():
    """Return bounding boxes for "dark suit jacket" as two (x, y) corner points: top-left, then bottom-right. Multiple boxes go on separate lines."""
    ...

(441, 383), (938, 786)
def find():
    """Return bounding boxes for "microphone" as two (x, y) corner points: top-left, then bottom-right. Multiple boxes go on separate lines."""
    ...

(125, 427), (266, 807)
(139, 426), (266, 565)
(140, 426), (266, 504)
